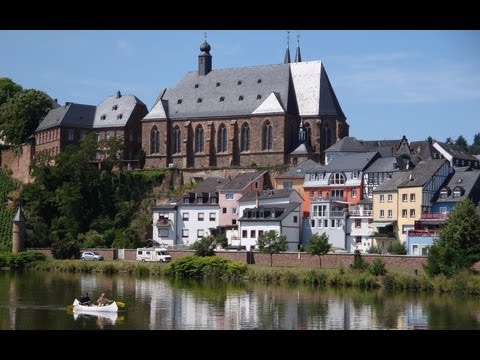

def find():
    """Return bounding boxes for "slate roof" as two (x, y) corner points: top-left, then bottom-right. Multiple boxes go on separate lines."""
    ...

(277, 159), (320, 179)
(435, 141), (478, 162)
(239, 202), (301, 221)
(218, 171), (266, 191)
(239, 189), (295, 202)
(325, 137), (365, 153)
(323, 152), (379, 172)
(189, 177), (226, 194)
(144, 60), (346, 121)
(36, 103), (96, 132)
(398, 159), (449, 188)
(93, 93), (146, 129)
(434, 169), (480, 203)
(364, 157), (401, 173)
(13, 206), (25, 222)
(410, 140), (439, 162)
(373, 172), (411, 192)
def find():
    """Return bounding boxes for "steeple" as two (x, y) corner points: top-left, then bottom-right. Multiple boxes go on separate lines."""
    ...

(198, 33), (212, 76)
(284, 31), (291, 64)
(295, 33), (302, 63)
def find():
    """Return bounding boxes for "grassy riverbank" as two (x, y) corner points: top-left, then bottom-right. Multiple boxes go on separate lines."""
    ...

(11, 257), (480, 296)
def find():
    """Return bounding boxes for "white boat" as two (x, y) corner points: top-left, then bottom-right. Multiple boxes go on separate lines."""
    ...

(72, 299), (118, 313)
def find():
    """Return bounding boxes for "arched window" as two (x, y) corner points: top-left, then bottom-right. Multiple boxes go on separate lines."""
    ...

(172, 126), (181, 154)
(329, 173), (346, 185)
(150, 126), (160, 154)
(218, 124), (227, 152)
(241, 123), (250, 152)
(195, 125), (204, 153)
(262, 120), (272, 150)
(304, 122), (312, 147)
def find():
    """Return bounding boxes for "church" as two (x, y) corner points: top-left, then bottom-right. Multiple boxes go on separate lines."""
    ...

(141, 38), (349, 169)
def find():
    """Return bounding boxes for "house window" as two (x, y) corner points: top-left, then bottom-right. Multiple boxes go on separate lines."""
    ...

(388, 210), (393, 218)
(232, 219), (237, 225)
(293, 216), (298, 223)
(283, 181), (293, 190)
(352, 172), (358, 179)
(412, 244), (419, 256)
(231, 208), (237, 214)
(355, 219), (361, 228)
(68, 129), (74, 141)
(380, 194), (385, 203)
(197, 229), (204, 238)
(194, 125), (204, 153)
(380, 210), (385, 218)
(311, 219), (315, 227)
(258, 230), (264, 237)
(80, 131), (87, 140)
(402, 194), (407, 202)
(172, 126), (181, 154)
(356, 236), (362, 244)
(402, 209), (407, 218)
(262, 120), (272, 150)
(222, 208), (227, 214)
(410, 209), (416, 217)
(225, 193), (234, 200)
(351, 189), (357, 198)
(387, 194), (393, 202)
(198, 213), (204, 221)
(439, 188), (449, 199)
(182, 213), (189, 221)
(410, 193), (416, 202)
(150, 126), (160, 154)
(159, 229), (169, 238)
(209, 213), (216, 221)
(242, 230), (247, 238)
(329, 173), (346, 185)
(217, 124), (227, 152)
(241, 123), (250, 151)
(250, 230), (256, 238)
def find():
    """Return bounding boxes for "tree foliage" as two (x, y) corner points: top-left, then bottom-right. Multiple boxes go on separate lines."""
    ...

(257, 230), (288, 266)
(470, 132), (480, 155)
(0, 78), (22, 106)
(455, 135), (468, 151)
(307, 233), (330, 267)
(425, 199), (480, 276)
(0, 89), (53, 145)
(191, 235), (217, 257)
(20, 135), (164, 252)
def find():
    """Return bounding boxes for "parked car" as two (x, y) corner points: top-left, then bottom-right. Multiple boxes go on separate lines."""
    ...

(81, 251), (104, 261)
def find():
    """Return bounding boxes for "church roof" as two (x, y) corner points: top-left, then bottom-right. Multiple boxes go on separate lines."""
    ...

(144, 60), (346, 121)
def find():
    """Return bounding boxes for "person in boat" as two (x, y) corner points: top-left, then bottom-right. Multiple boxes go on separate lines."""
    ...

(97, 293), (111, 307)
(79, 292), (91, 306)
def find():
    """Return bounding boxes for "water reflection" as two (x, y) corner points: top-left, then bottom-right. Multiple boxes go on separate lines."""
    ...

(1, 271), (480, 330)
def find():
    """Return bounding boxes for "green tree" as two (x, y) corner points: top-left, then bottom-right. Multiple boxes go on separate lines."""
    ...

(257, 230), (288, 267)
(469, 132), (480, 154)
(446, 137), (454, 145)
(138, 149), (146, 169)
(0, 78), (22, 107)
(425, 199), (480, 276)
(0, 89), (53, 145)
(306, 233), (330, 267)
(191, 235), (216, 257)
(455, 135), (469, 151)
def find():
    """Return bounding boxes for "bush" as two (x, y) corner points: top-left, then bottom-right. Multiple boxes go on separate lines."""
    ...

(388, 242), (407, 255)
(190, 236), (216, 257)
(367, 245), (383, 254)
(369, 258), (387, 276)
(169, 256), (247, 279)
(350, 253), (369, 272)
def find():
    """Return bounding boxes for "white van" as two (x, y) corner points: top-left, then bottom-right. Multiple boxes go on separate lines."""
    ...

(136, 247), (172, 262)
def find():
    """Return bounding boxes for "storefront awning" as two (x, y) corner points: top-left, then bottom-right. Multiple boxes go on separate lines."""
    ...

(369, 221), (394, 228)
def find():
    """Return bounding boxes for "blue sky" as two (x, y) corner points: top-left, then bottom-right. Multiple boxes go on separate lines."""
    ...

(1, 30), (479, 144)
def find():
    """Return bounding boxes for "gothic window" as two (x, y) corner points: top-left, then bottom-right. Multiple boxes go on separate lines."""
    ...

(150, 126), (160, 154)
(304, 122), (312, 147)
(218, 124), (227, 152)
(241, 123), (250, 152)
(195, 125), (204, 153)
(262, 120), (273, 150)
(172, 126), (181, 154)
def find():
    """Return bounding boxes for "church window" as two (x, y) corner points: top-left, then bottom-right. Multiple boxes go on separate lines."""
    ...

(218, 124), (227, 152)
(257, 79), (262, 84)
(194, 84), (199, 89)
(195, 125), (204, 153)
(216, 82), (221, 87)
(177, 99), (182, 104)
(197, 98), (202, 103)
(239, 96), (244, 101)
(237, 80), (242, 85)
(219, 96), (225, 102)
(257, 94), (262, 100)
(150, 126), (160, 154)
(241, 123), (250, 152)
(304, 122), (312, 147)
(172, 126), (181, 154)
(262, 120), (272, 150)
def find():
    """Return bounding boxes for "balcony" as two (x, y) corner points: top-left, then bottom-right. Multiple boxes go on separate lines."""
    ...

(408, 230), (438, 237)
(349, 209), (373, 217)
(420, 213), (447, 220)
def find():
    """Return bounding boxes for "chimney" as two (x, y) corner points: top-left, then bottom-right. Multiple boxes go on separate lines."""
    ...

(116, 91), (121, 98)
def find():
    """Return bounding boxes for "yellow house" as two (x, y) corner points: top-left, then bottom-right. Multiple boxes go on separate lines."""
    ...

(274, 159), (319, 203)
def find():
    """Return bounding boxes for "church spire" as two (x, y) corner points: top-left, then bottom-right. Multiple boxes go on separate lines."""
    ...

(295, 32), (302, 63)
(284, 31), (291, 64)
(198, 32), (212, 76)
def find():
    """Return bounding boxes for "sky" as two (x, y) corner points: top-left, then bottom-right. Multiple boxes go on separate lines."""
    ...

(1, 30), (479, 144)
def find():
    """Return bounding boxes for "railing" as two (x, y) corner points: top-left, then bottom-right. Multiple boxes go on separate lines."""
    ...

(420, 213), (447, 220)
(349, 210), (373, 217)
(329, 211), (346, 218)
(408, 230), (438, 237)
(373, 232), (395, 238)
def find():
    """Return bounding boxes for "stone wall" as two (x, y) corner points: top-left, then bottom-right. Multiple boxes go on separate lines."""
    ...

(1, 144), (34, 183)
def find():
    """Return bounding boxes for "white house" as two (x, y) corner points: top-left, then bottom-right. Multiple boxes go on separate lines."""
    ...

(151, 204), (177, 247)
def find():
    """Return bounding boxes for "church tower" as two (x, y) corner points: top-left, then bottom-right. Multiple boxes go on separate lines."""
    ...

(198, 35), (212, 76)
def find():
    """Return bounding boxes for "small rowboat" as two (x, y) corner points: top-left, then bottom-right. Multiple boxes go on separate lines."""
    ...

(72, 299), (118, 313)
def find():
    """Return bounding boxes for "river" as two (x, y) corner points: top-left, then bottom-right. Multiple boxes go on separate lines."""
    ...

(1, 271), (480, 330)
